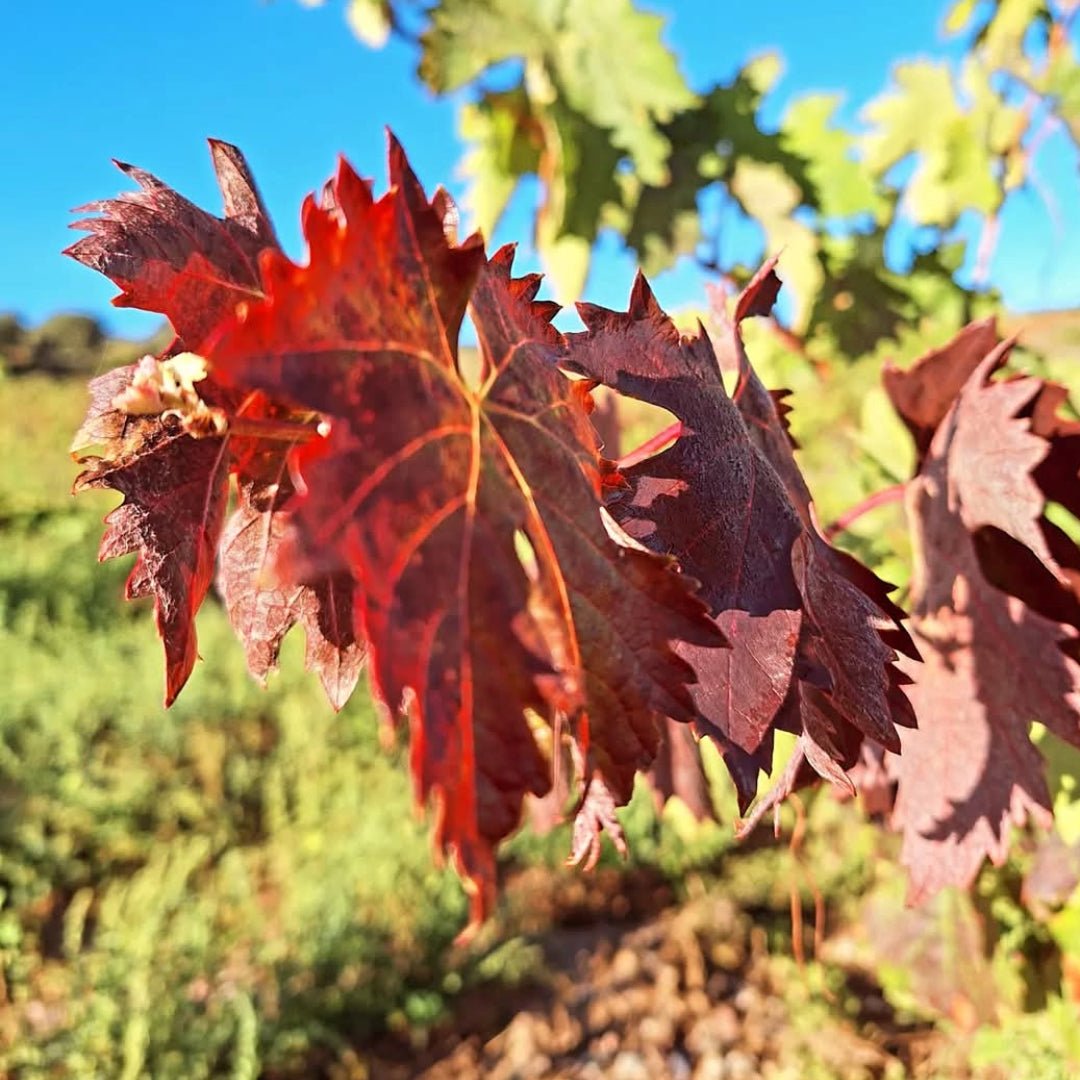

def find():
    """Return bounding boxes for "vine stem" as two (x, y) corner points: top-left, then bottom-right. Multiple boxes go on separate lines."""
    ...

(972, 212), (1001, 290)
(227, 415), (324, 443)
(823, 482), (907, 542)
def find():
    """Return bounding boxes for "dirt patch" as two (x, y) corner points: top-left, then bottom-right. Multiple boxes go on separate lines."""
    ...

(364, 866), (942, 1080)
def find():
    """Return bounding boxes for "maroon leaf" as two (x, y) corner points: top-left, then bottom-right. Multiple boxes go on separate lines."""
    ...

(647, 716), (716, 821)
(569, 772), (629, 871)
(566, 266), (914, 815)
(217, 470), (365, 710)
(73, 392), (229, 706)
(66, 140), (278, 351)
(882, 317), (1001, 468)
(68, 142), (367, 708)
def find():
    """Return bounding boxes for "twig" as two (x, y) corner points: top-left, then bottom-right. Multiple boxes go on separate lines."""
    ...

(823, 482), (907, 543)
(972, 212), (1000, 290)
(228, 416), (324, 443)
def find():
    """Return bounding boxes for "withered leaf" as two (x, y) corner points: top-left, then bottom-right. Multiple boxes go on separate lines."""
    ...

(217, 469), (365, 711)
(73, 396), (229, 706)
(66, 139), (278, 351)
(69, 143), (363, 707)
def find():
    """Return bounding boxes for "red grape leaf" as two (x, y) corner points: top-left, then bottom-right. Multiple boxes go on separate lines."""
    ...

(647, 716), (716, 821)
(217, 468), (365, 711)
(882, 317), (1001, 469)
(884, 335), (1080, 899)
(569, 772), (629, 871)
(72, 379), (230, 706)
(208, 139), (722, 920)
(565, 267), (914, 814)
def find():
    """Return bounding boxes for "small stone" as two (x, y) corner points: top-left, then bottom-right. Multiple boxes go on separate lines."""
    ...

(711, 1003), (740, 1046)
(667, 1049), (693, 1080)
(732, 984), (760, 1014)
(692, 1057), (726, 1080)
(611, 1050), (650, 1080)
(639, 1014), (676, 1050)
(610, 947), (641, 985)
(590, 1030), (620, 1064)
(655, 962), (681, 998)
(723, 1050), (757, 1080)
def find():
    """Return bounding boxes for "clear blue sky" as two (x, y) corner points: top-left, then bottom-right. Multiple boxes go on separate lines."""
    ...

(3, 0), (1078, 339)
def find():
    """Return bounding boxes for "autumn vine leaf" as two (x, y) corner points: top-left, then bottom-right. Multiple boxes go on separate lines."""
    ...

(878, 328), (1080, 900)
(565, 260), (916, 817)
(68, 127), (1080, 924)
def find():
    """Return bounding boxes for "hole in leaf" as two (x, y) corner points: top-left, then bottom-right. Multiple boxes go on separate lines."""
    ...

(1046, 500), (1080, 546)
(458, 310), (483, 390)
(514, 528), (539, 583)
(617, 398), (681, 466)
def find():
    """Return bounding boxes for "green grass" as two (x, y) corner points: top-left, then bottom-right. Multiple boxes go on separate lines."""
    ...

(0, 374), (478, 1076)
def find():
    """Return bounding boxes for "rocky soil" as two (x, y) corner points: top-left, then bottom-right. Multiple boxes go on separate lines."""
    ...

(364, 867), (944, 1080)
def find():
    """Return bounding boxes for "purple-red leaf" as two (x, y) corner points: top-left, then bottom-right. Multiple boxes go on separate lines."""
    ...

(882, 330), (1080, 899)
(66, 140), (278, 351)
(69, 142), (363, 707)
(217, 472), (365, 710)
(72, 380), (229, 705)
(566, 264), (913, 813)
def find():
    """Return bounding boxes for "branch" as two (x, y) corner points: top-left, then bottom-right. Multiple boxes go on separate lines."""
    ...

(972, 211), (1001, 289)
(823, 482), (907, 543)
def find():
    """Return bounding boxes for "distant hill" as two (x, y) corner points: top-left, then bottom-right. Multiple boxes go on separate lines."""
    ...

(0, 313), (167, 377)
(3, 307), (1078, 379)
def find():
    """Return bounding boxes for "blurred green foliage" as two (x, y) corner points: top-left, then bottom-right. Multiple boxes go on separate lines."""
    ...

(308, 0), (1079, 350)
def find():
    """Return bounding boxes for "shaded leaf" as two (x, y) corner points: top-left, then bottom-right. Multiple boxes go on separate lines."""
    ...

(73, 383), (229, 706)
(647, 716), (716, 822)
(885, 332), (1080, 899)
(217, 469), (365, 711)
(883, 316), (1001, 466)
(566, 262), (913, 813)
(68, 143), (364, 708)
(65, 140), (278, 351)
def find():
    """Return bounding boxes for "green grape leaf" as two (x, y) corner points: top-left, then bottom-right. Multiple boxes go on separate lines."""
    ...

(780, 94), (888, 222)
(421, 0), (693, 183)
(459, 87), (543, 239)
(729, 159), (822, 330)
(419, 0), (550, 90)
(534, 97), (623, 302)
(862, 60), (1023, 225)
(621, 55), (805, 276)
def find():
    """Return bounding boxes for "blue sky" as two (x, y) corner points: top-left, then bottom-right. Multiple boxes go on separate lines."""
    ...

(3, 0), (1078, 339)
